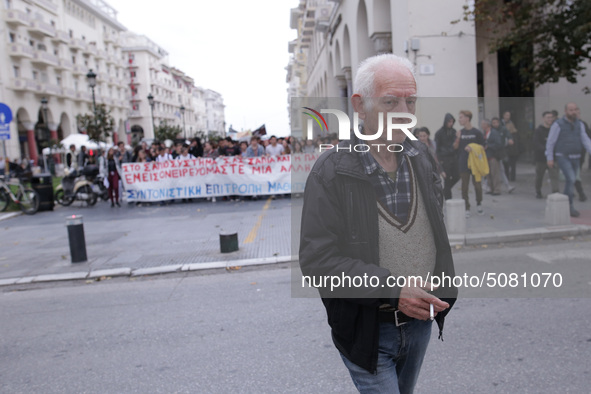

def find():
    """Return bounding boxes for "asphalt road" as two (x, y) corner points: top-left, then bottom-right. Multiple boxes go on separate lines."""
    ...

(1, 239), (590, 393)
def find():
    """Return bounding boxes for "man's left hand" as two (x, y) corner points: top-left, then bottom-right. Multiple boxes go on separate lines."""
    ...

(398, 281), (450, 321)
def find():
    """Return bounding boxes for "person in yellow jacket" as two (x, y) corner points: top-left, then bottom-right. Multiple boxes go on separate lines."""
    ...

(467, 143), (489, 182)
(453, 110), (486, 218)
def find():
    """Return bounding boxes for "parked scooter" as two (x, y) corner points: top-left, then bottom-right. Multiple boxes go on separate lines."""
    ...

(83, 166), (109, 201)
(55, 166), (98, 206)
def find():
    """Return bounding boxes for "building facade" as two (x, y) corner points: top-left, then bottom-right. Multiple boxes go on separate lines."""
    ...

(287, 0), (590, 140)
(1, 0), (129, 163)
(1, 0), (225, 164)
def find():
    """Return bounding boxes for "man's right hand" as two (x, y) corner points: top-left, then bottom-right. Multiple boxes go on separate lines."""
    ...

(547, 160), (554, 169)
(397, 281), (449, 321)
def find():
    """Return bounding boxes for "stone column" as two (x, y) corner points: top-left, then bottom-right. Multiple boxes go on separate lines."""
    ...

(23, 122), (38, 164)
(371, 32), (392, 55)
(49, 123), (61, 164)
(342, 67), (353, 118)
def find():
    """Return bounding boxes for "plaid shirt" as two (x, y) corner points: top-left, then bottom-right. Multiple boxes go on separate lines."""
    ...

(356, 137), (419, 223)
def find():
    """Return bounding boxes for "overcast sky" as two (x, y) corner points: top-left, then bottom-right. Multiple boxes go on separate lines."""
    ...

(113, 0), (297, 137)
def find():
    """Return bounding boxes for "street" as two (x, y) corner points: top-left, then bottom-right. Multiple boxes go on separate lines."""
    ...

(1, 238), (590, 393)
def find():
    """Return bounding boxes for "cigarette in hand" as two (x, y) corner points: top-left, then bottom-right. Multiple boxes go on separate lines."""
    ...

(429, 304), (434, 321)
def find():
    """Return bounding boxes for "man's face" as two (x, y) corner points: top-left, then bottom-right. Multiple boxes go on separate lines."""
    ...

(446, 119), (454, 128)
(543, 113), (555, 128)
(118, 144), (125, 152)
(481, 121), (490, 132)
(491, 119), (500, 129)
(458, 113), (467, 126)
(355, 64), (417, 144)
(566, 103), (578, 121)
(503, 112), (511, 122)
(251, 139), (259, 148)
(270, 137), (277, 145)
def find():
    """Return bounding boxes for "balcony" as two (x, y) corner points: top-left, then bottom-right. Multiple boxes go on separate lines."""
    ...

(63, 87), (77, 98)
(103, 31), (119, 46)
(56, 57), (73, 70)
(10, 78), (40, 92)
(34, 0), (59, 13)
(32, 50), (59, 67)
(52, 30), (70, 44)
(76, 91), (92, 102)
(72, 64), (86, 75)
(40, 83), (63, 96)
(69, 38), (86, 51)
(7, 43), (34, 59)
(29, 19), (56, 37)
(5, 9), (31, 26)
(129, 110), (142, 118)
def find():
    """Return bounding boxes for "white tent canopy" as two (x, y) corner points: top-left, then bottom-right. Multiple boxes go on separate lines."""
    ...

(59, 133), (108, 151)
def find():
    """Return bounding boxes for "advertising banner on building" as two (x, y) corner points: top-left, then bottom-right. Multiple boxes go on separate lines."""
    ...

(121, 153), (320, 201)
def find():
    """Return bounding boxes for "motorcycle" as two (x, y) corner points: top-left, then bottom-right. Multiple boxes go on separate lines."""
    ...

(85, 168), (109, 202)
(55, 166), (98, 206)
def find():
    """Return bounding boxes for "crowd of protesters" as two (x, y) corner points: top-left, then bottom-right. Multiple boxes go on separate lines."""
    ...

(52, 101), (591, 214)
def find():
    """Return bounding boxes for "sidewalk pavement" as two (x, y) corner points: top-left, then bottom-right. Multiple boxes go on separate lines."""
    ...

(1, 160), (591, 286)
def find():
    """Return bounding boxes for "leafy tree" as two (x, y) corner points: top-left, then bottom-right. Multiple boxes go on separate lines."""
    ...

(154, 120), (182, 142)
(456, 0), (591, 92)
(76, 104), (115, 142)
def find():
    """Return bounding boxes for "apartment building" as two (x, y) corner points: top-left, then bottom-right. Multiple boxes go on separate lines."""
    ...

(287, 0), (591, 140)
(1, 0), (225, 163)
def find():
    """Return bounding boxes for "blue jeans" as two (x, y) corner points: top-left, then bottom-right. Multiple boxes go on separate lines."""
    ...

(555, 155), (580, 205)
(340, 319), (432, 394)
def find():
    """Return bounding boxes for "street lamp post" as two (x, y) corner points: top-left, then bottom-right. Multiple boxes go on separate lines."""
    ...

(147, 93), (155, 138)
(85, 69), (99, 139)
(180, 104), (186, 140)
(40, 97), (50, 173)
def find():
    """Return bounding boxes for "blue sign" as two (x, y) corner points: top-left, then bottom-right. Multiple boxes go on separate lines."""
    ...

(0, 102), (13, 140)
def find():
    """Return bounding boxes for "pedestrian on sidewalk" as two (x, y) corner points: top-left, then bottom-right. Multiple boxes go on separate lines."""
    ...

(435, 113), (459, 199)
(300, 54), (457, 393)
(101, 148), (121, 207)
(502, 110), (521, 182)
(575, 106), (590, 202)
(491, 117), (515, 194)
(533, 111), (559, 198)
(546, 102), (591, 217)
(454, 110), (485, 217)
(482, 119), (503, 195)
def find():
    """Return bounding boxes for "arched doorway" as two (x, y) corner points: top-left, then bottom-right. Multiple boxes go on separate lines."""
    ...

(34, 106), (54, 157)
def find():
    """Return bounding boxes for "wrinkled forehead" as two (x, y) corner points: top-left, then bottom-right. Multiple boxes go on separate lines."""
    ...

(373, 64), (417, 96)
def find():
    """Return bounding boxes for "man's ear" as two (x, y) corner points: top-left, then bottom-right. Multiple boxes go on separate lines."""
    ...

(351, 94), (366, 120)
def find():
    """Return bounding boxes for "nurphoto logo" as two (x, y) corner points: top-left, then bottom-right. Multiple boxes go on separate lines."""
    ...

(302, 107), (418, 152)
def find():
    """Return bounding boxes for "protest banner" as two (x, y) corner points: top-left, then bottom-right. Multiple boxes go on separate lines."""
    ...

(121, 153), (321, 202)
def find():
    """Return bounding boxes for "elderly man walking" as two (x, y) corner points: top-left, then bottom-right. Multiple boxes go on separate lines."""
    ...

(299, 54), (457, 393)
(546, 102), (591, 217)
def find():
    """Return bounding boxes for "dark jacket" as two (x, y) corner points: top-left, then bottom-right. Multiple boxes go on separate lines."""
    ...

(485, 128), (504, 160)
(533, 124), (551, 163)
(434, 113), (457, 160)
(299, 139), (458, 373)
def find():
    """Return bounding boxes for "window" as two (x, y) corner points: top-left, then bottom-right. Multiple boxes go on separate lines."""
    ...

(50, 20), (55, 27)
(32, 70), (38, 80)
(8, 32), (15, 43)
(37, 43), (46, 51)
(74, 81), (78, 91)
(13, 66), (19, 78)
(5, 0), (12, 9)
(69, 29), (73, 38)
(72, 55), (76, 64)
(130, 70), (136, 78)
(29, 40), (34, 47)
(56, 76), (61, 86)
(54, 49), (58, 55)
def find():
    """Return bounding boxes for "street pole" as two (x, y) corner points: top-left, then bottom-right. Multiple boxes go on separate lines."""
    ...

(40, 97), (50, 174)
(148, 93), (155, 139)
(180, 104), (186, 140)
(86, 69), (99, 141)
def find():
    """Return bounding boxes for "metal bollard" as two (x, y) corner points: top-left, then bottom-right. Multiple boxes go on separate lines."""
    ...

(219, 231), (239, 253)
(66, 215), (87, 263)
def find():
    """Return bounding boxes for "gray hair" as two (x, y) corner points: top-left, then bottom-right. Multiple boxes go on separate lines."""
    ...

(353, 54), (416, 98)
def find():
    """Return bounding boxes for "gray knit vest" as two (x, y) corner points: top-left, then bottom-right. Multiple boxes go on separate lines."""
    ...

(377, 162), (437, 282)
